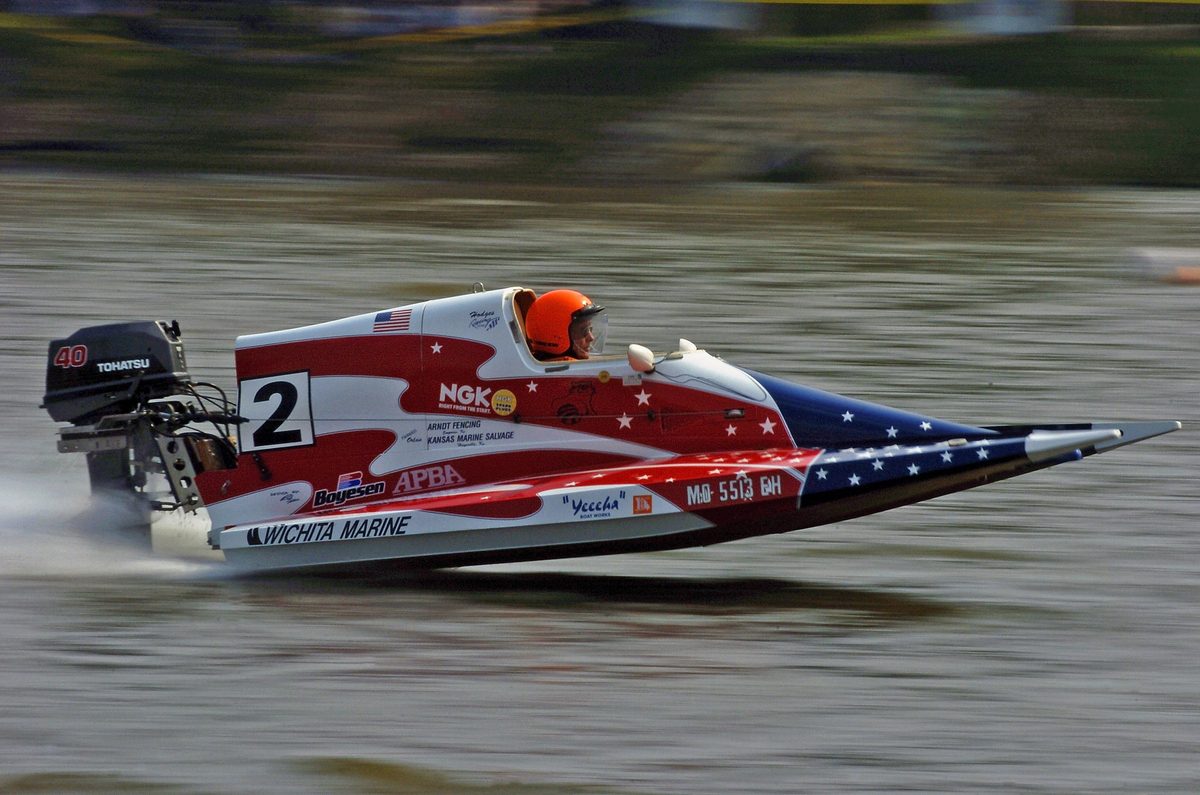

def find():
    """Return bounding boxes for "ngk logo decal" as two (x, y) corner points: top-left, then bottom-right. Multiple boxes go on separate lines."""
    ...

(393, 464), (466, 495)
(439, 383), (493, 414)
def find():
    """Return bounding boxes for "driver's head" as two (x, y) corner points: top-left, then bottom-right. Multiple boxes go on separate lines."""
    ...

(526, 289), (607, 359)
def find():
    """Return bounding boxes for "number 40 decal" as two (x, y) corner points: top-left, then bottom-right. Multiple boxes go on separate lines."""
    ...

(238, 371), (314, 453)
(54, 345), (88, 368)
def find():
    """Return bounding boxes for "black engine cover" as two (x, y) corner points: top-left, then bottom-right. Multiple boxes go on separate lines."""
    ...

(43, 321), (190, 424)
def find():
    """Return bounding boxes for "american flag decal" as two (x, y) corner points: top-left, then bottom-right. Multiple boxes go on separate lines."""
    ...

(373, 308), (412, 333)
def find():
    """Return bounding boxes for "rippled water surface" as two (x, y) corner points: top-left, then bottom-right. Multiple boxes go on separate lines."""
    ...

(1, 173), (1197, 794)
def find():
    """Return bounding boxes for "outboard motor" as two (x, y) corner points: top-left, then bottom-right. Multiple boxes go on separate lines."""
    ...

(45, 320), (190, 425)
(42, 321), (238, 526)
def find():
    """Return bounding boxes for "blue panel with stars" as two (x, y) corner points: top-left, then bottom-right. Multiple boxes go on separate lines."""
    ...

(745, 369), (998, 449)
(800, 437), (1029, 502)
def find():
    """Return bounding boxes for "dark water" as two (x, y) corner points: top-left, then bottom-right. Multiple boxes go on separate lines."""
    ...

(1, 173), (1197, 794)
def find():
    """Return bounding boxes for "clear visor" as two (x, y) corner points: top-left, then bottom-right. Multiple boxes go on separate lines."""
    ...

(569, 311), (608, 356)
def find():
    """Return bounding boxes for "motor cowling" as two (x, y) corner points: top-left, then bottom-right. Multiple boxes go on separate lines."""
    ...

(43, 320), (190, 424)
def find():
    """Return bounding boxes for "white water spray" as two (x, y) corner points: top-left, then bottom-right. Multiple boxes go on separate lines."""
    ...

(0, 471), (220, 578)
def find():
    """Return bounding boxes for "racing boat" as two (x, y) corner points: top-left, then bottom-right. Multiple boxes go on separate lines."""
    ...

(43, 285), (1179, 574)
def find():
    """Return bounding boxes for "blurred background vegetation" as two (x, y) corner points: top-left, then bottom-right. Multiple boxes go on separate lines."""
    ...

(2, 0), (1198, 185)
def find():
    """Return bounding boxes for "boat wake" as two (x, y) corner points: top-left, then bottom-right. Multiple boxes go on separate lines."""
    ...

(0, 472), (218, 579)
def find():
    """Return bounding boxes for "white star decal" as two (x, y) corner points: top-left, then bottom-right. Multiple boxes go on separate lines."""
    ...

(920, 421), (932, 431)
(908, 464), (920, 475)
(526, 381), (538, 393)
(430, 342), (443, 354)
(816, 469), (828, 480)
(760, 417), (777, 435)
(887, 426), (898, 438)
(709, 469), (723, 475)
(617, 413), (633, 429)
(735, 471), (749, 479)
(977, 448), (989, 460)
(856, 451), (873, 459)
(635, 390), (651, 406)
(849, 474), (861, 486)
(665, 478), (675, 483)
(565, 481), (578, 487)
(842, 411), (855, 422)
(725, 425), (738, 436)
(872, 459), (884, 471)
(637, 475), (650, 481)
(941, 451), (953, 463)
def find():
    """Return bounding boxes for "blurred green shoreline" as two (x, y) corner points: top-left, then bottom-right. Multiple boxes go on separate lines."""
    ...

(3, 11), (1198, 187)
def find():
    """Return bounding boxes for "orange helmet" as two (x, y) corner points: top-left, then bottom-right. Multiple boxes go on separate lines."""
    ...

(526, 289), (607, 357)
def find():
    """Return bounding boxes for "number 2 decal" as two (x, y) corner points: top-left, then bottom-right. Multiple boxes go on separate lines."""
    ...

(238, 372), (313, 453)
(252, 381), (303, 448)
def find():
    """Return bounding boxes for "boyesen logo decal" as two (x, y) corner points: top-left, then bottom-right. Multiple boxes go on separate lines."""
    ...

(312, 471), (386, 508)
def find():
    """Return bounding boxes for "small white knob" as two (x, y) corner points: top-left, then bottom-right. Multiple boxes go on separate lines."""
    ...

(628, 344), (655, 373)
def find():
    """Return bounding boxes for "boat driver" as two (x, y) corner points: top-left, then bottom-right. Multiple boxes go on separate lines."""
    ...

(525, 289), (608, 360)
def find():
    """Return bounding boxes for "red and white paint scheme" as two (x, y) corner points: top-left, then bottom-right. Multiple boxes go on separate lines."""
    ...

(200, 287), (812, 571)
(43, 286), (1178, 573)
(174, 286), (1177, 573)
